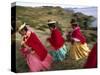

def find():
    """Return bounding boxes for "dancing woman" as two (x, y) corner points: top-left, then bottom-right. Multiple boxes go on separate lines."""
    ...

(47, 21), (68, 62)
(69, 20), (90, 61)
(18, 23), (52, 72)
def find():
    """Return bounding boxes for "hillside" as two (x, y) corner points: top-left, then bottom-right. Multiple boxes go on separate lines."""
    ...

(16, 6), (75, 32)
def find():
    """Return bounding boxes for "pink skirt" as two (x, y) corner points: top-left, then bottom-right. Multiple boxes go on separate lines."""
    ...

(26, 53), (53, 72)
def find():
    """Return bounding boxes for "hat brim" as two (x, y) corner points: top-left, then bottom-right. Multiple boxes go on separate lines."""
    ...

(18, 23), (26, 31)
(48, 21), (56, 24)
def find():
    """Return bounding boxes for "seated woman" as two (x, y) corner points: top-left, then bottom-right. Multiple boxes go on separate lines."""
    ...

(18, 23), (52, 72)
(47, 20), (68, 62)
(69, 20), (90, 61)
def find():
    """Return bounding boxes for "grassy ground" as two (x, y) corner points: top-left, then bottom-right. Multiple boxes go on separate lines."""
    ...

(16, 41), (93, 73)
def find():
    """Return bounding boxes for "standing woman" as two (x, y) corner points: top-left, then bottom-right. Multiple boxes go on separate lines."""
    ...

(69, 20), (90, 61)
(18, 23), (52, 72)
(47, 20), (68, 62)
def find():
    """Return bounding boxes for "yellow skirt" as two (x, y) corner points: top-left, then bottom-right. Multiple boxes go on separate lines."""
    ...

(70, 42), (90, 61)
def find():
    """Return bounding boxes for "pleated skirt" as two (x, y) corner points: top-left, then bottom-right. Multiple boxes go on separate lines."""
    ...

(26, 53), (53, 72)
(49, 44), (68, 62)
(70, 42), (90, 61)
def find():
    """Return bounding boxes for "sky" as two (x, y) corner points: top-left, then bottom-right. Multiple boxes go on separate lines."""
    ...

(73, 7), (97, 17)
(15, 1), (95, 8)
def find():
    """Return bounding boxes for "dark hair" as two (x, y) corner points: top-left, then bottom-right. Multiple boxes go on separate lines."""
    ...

(72, 24), (78, 27)
(48, 23), (56, 28)
(21, 26), (28, 31)
(24, 26), (28, 31)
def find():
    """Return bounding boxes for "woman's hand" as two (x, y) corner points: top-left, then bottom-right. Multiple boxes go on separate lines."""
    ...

(21, 41), (31, 50)
(71, 39), (75, 44)
(31, 50), (35, 55)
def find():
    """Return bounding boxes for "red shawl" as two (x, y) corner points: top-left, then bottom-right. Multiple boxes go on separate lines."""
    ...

(25, 31), (47, 61)
(48, 28), (64, 50)
(71, 26), (86, 44)
(84, 43), (97, 68)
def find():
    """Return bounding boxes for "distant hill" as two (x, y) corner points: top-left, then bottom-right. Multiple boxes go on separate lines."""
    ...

(16, 6), (96, 32)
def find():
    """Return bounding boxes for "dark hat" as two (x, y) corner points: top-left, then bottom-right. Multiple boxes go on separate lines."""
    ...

(70, 19), (78, 24)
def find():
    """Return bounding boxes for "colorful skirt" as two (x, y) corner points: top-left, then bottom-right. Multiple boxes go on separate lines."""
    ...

(26, 53), (53, 72)
(49, 44), (68, 62)
(70, 42), (90, 61)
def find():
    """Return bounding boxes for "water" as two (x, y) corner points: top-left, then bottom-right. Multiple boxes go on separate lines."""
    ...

(73, 7), (97, 27)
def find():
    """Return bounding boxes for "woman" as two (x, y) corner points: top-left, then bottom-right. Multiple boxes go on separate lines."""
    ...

(69, 20), (90, 61)
(84, 43), (97, 68)
(18, 23), (52, 72)
(47, 20), (68, 62)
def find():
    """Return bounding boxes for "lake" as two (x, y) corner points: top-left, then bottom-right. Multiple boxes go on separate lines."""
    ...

(73, 7), (97, 27)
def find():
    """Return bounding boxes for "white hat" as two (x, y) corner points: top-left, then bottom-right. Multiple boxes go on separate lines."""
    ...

(48, 21), (57, 24)
(18, 22), (26, 31)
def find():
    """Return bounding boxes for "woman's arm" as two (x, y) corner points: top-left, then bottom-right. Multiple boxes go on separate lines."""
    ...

(21, 40), (35, 54)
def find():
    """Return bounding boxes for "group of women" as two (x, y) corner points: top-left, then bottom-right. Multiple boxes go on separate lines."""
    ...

(17, 19), (97, 72)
